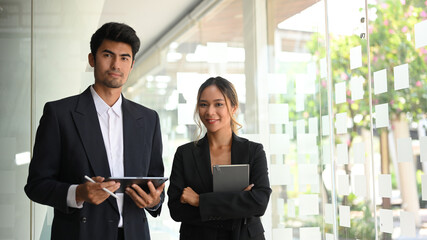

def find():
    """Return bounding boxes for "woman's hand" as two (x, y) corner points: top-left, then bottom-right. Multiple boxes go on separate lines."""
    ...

(243, 184), (254, 191)
(180, 187), (199, 207)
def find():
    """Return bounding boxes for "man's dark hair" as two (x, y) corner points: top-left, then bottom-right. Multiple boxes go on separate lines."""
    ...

(90, 22), (140, 61)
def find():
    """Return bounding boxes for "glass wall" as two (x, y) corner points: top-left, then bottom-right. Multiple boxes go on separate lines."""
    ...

(0, 0), (32, 239)
(7, 0), (426, 239)
(127, 0), (427, 239)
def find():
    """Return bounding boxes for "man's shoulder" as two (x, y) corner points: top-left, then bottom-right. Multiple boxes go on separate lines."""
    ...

(123, 98), (158, 116)
(45, 93), (81, 109)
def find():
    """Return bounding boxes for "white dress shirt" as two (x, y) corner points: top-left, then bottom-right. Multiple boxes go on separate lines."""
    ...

(67, 86), (125, 227)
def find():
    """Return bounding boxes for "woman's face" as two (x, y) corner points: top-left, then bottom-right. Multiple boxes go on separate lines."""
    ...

(198, 85), (235, 134)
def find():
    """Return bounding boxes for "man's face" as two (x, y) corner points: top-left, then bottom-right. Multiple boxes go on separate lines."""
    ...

(89, 39), (134, 89)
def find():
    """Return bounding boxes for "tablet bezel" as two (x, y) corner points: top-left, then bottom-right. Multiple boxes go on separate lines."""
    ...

(106, 177), (168, 193)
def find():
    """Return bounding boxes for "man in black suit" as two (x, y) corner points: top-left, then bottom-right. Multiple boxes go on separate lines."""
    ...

(25, 22), (165, 240)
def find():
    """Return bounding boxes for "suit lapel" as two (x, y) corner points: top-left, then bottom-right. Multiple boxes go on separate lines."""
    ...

(122, 97), (146, 176)
(193, 136), (213, 191)
(72, 87), (111, 178)
(231, 133), (249, 165)
(72, 87), (118, 213)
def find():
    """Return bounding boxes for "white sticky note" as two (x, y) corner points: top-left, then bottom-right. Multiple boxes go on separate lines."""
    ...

(309, 117), (318, 136)
(325, 203), (334, 224)
(337, 143), (349, 165)
(269, 134), (290, 155)
(299, 164), (318, 185)
(336, 112), (347, 134)
(277, 198), (285, 217)
(380, 209), (393, 233)
(307, 62), (316, 94)
(420, 136), (427, 162)
(335, 82), (346, 104)
(320, 58), (327, 78)
(297, 134), (317, 154)
(375, 103), (389, 128)
(415, 20), (427, 48)
(273, 228), (292, 240)
(297, 119), (306, 134)
(270, 164), (291, 186)
(296, 74), (308, 94)
(422, 174), (427, 201)
(288, 199), (296, 217)
(339, 205), (351, 228)
(394, 63), (409, 90)
(350, 45), (362, 69)
(374, 69), (387, 94)
(397, 137), (413, 162)
(354, 175), (367, 198)
(323, 144), (331, 165)
(326, 233), (334, 240)
(311, 183), (320, 193)
(286, 122), (294, 139)
(178, 104), (196, 125)
(296, 94), (305, 112)
(322, 115), (330, 136)
(296, 73), (315, 95)
(268, 104), (289, 124)
(338, 174), (350, 196)
(299, 194), (319, 216)
(353, 142), (365, 164)
(268, 73), (287, 94)
(350, 76), (364, 101)
(400, 211), (416, 237)
(298, 154), (307, 164)
(310, 149), (319, 164)
(300, 227), (321, 240)
(379, 174), (392, 198)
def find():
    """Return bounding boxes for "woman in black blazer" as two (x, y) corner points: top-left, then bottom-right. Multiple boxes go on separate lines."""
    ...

(168, 76), (271, 240)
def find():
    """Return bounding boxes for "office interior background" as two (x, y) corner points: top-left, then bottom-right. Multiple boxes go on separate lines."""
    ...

(2, 0), (427, 239)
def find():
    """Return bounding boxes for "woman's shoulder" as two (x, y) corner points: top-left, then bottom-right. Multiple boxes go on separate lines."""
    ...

(176, 140), (199, 152)
(233, 134), (263, 148)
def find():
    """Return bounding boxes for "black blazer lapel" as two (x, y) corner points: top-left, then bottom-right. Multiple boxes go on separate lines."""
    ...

(72, 87), (111, 178)
(71, 88), (119, 213)
(122, 97), (146, 176)
(193, 136), (213, 192)
(231, 133), (249, 165)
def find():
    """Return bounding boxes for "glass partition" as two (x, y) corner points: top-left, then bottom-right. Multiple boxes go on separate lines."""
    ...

(124, 0), (248, 237)
(369, 0), (427, 238)
(0, 0), (32, 239)
(18, 0), (427, 239)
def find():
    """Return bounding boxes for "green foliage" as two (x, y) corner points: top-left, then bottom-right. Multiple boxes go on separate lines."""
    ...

(307, 0), (427, 131)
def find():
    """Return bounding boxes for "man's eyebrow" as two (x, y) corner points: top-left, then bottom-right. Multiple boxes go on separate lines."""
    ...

(102, 49), (132, 58)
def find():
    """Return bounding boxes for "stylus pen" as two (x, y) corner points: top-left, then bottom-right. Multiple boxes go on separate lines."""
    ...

(84, 175), (119, 199)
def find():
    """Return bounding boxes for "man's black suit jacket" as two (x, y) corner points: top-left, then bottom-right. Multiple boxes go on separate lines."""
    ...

(25, 87), (164, 240)
(167, 134), (271, 240)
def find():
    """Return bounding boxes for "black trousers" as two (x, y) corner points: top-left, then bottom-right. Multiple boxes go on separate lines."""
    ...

(117, 228), (125, 240)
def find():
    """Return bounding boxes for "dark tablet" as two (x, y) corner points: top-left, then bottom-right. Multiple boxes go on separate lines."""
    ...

(106, 177), (168, 193)
(213, 164), (249, 192)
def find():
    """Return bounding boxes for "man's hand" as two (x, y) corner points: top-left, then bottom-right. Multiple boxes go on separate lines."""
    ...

(76, 176), (120, 205)
(125, 181), (165, 209)
(180, 187), (199, 207)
